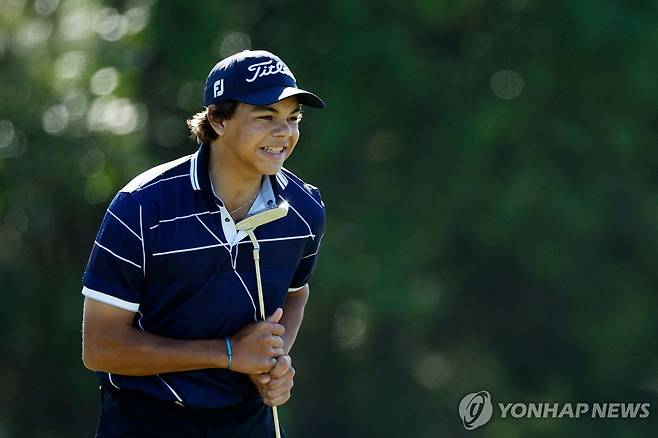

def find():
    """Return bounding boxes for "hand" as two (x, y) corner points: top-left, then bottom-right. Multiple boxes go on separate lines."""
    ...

(230, 308), (285, 375)
(249, 355), (295, 407)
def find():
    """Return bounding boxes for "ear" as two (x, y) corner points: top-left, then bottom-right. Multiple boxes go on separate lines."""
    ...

(206, 105), (226, 137)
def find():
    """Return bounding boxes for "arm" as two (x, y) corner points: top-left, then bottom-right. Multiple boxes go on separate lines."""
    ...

(82, 297), (285, 376)
(280, 284), (310, 354)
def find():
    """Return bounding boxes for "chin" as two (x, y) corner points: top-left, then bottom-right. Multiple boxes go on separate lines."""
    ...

(258, 164), (284, 176)
(258, 162), (283, 175)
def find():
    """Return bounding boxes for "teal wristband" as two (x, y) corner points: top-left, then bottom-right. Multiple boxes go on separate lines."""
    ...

(225, 337), (233, 370)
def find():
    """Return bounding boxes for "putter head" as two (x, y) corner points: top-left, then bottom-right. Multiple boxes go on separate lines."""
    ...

(235, 201), (289, 231)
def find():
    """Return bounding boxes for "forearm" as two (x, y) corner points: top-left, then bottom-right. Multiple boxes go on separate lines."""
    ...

(82, 297), (228, 376)
(280, 284), (310, 354)
(83, 326), (227, 376)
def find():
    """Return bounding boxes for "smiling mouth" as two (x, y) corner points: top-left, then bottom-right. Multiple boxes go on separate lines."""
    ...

(260, 146), (287, 154)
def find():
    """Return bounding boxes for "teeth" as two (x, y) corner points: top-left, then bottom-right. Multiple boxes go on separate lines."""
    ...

(262, 146), (284, 153)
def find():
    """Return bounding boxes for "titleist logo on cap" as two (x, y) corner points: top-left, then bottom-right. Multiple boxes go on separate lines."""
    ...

(246, 60), (295, 83)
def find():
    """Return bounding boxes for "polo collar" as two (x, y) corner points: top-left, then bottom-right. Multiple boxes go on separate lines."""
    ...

(189, 143), (289, 198)
(189, 143), (211, 192)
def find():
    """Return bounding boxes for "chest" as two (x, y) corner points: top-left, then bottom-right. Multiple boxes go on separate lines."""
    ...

(148, 211), (309, 279)
(139, 209), (311, 337)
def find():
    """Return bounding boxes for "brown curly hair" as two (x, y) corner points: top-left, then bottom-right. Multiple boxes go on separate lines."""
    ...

(186, 101), (239, 144)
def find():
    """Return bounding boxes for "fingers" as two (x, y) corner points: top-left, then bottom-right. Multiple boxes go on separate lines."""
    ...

(254, 354), (281, 374)
(232, 312), (286, 375)
(266, 307), (283, 323)
(262, 385), (294, 406)
(248, 373), (270, 387)
(262, 373), (294, 407)
(270, 335), (284, 349)
(268, 355), (291, 379)
(256, 322), (284, 357)
(267, 367), (295, 390)
(254, 321), (284, 337)
(266, 322), (285, 337)
(256, 356), (295, 407)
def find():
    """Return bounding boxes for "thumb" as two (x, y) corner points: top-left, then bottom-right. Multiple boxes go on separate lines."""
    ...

(266, 307), (283, 323)
(258, 374), (271, 384)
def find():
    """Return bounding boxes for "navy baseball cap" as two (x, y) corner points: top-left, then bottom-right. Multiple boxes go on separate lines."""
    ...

(203, 50), (325, 109)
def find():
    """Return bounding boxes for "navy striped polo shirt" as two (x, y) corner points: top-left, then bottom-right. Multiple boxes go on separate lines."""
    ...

(82, 142), (325, 408)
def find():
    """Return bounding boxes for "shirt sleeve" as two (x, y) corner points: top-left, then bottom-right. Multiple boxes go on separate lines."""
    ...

(82, 191), (146, 311)
(289, 200), (326, 291)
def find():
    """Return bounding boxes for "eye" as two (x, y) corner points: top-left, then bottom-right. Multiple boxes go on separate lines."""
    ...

(289, 114), (302, 123)
(257, 115), (273, 121)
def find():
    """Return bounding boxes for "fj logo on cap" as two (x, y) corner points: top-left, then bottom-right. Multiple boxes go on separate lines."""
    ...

(213, 79), (224, 98)
(246, 60), (294, 83)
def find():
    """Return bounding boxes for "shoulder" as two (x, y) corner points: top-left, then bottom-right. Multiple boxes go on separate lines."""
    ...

(278, 167), (325, 224)
(120, 154), (193, 196)
(280, 168), (324, 205)
(110, 153), (195, 224)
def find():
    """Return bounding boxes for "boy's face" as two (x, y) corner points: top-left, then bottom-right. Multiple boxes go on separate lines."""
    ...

(218, 97), (302, 177)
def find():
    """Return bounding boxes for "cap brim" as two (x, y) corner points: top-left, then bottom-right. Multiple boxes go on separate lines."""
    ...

(235, 86), (325, 109)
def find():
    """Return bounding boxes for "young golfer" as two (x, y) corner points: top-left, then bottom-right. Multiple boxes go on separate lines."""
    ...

(81, 50), (325, 437)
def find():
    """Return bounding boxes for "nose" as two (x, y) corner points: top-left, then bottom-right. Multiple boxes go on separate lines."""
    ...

(272, 120), (292, 138)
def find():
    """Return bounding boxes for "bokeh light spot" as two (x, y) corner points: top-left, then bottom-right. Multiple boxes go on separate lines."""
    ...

(219, 32), (251, 58)
(3, 0), (27, 22)
(58, 3), (95, 41)
(125, 6), (150, 35)
(90, 67), (120, 96)
(54, 51), (87, 80)
(0, 30), (9, 59)
(87, 97), (140, 135)
(7, 0), (27, 8)
(134, 103), (149, 132)
(413, 352), (453, 390)
(79, 149), (106, 178)
(94, 7), (129, 41)
(5, 209), (29, 238)
(490, 69), (524, 99)
(84, 173), (113, 204)
(42, 105), (69, 135)
(106, 99), (138, 134)
(177, 82), (203, 111)
(155, 116), (186, 148)
(0, 121), (16, 149)
(13, 18), (53, 53)
(63, 89), (88, 121)
(34, 0), (59, 16)
(334, 300), (369, 350)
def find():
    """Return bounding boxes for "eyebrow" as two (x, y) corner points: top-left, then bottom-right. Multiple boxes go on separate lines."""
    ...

(253, 105), (302, 115)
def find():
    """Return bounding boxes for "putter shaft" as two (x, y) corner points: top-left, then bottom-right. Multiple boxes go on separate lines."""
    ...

(247, 230), (282, 438)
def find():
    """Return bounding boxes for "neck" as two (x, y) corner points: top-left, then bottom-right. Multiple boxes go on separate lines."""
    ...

(208, 142), (262, 213)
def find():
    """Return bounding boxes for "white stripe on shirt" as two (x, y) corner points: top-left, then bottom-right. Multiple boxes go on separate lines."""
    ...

(107, 209), (142, 241)
(82, 286), (140, 312)
(94, 240), (142, 269)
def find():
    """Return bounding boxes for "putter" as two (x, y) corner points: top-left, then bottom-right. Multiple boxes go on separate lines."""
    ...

(235, 201), (289, 438)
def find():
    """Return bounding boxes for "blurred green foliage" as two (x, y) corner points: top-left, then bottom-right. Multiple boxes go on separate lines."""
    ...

(0, 0), (656, 436)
